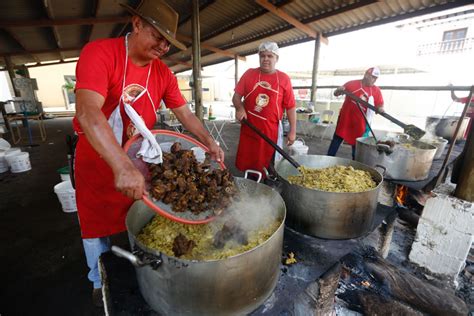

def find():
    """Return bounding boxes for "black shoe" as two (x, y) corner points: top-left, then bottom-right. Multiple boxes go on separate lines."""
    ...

(92, 288), (103, 308)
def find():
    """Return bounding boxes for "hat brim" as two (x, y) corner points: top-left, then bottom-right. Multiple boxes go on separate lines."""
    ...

(120, 3), (187, 51)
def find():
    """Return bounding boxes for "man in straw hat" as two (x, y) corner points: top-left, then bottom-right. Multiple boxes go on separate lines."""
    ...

(73, 0), (224, 306)
(327, 67), (385, 159)
(232, 41), (297, 177)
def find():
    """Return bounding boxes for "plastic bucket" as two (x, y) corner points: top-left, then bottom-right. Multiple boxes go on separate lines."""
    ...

(0, 138), (11, 151)
(57, 166), (71, 182)
(288, 139), (309, 155)
(54, 181), (77, 213)
(191, 146), (206, 163)
(0, 150), (8, 173)
(5, 151), (31, 173)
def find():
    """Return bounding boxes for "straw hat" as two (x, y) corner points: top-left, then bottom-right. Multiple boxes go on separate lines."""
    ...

(120, 0), (186, 50)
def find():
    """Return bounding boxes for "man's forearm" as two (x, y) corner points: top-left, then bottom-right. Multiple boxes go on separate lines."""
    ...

(76, 90), (135, 174)
(287, 107), (297, 133)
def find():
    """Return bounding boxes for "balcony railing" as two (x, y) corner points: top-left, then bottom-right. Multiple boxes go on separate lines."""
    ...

(416, 37), (473, 56)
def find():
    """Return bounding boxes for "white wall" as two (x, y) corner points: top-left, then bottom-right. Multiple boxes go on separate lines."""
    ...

(0, 72), (14, 102)
(28, 62), (77, 108)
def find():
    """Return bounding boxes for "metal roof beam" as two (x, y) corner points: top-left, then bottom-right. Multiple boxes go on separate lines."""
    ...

(1, 47), (82, 57)
(2, 29), (41, 64)
(255, 0), (328, 44)
(0, 16), (130, 28)
(42, 0), (64, 61)
(176, 34), (246, 61)
(87, 0), (102, 43)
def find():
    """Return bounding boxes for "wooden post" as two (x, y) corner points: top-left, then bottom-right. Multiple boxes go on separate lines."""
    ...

(4, 56), (20, 97)
(310, 35), (320, 104)
(191, 0), (203, 122)
(454, 112), (473, 202)
(234, 55), (239, 87)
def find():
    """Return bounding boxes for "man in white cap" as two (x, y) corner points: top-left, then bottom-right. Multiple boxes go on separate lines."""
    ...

(327, 67), (385, 158)
(73, 0), (224, 306)
(232, 41), (296, 176)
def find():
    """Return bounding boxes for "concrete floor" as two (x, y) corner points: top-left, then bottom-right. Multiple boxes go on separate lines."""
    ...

(0, 117), (353, 315)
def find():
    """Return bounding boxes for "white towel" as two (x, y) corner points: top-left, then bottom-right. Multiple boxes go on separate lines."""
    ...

(124, 102), (162, 164)
(108, 104), (162, 164)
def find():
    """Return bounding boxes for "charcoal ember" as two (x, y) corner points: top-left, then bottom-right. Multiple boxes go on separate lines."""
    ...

(172, 233), (196, 257)
(213, 220), (248, 249)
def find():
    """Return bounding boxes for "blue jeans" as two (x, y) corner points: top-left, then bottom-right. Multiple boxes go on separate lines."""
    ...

(327, 133), (355, 159)
(82, 237), (111, 289)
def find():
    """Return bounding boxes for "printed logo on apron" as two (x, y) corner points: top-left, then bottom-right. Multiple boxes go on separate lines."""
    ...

(255, 93), (270, 112)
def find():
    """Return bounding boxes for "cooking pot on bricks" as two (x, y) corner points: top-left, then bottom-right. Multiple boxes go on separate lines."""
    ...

(112, 177), (286, 316)
(355, 136), (436, 181)
(425, 115), (470, 142)
(275, 155), (383, 239)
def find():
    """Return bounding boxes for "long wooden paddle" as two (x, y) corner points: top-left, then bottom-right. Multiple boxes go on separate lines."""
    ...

(341, 90), (426, 140)
(241, 118), (301, 169)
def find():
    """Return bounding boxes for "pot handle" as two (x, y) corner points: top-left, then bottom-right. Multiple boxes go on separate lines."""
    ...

(374, 164), (387, 177)
(111, 245), (162, 269)
(244, 169), (262, 183)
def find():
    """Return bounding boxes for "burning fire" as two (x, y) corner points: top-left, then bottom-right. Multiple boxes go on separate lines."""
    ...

(395, 185), (408, 206)
(361, 280), (371, 287)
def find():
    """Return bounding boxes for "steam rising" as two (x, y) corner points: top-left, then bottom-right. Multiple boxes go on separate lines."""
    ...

(211, 183), (282, 235)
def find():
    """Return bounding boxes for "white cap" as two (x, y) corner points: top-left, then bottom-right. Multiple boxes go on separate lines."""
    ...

(258, 41), (279, 56)
(366, 67), (380, 77)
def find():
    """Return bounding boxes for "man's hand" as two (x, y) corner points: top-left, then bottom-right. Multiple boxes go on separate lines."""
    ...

(114, 166), (145, 200)
(334, 86), (345, 97)
(376, 106), (385, 114)
(286, 130), (296, 146)
(235, 107), (247, 121)
(207, 141), (225, 162)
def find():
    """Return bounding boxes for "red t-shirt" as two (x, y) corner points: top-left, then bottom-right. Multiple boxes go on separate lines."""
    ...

(235, 68), (295, 123)
(73, 36), (185, 141)
(234, 68), (295, 173)
(72, 36), (186, 238)
(335, 80), (384, 145)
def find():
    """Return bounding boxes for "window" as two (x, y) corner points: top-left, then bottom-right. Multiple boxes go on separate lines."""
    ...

(441, 28), (467, 52)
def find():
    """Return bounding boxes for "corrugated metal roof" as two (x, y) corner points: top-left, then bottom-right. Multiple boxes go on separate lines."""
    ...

(0, 0), (470, 73)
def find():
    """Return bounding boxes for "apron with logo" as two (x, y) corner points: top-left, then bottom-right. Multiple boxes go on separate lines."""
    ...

(75, 33), (161, 238)
(236, 71), (283, 174)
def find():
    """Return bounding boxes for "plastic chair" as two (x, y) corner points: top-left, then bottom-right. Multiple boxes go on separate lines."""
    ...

(312, 110), (335, 140)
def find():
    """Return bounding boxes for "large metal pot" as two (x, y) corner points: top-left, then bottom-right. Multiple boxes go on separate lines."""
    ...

(275, 155), (383, 239)
(355, 136), (436, 181)
(113, 177), (286, 316)
(425, 115), (470, 142)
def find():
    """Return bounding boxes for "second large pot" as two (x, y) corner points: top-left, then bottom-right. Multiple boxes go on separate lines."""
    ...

(355, 136), (436, 181)
(425, 115), (470, 142)
(275, 155), (383, 239)
(116, 177), (286, 316)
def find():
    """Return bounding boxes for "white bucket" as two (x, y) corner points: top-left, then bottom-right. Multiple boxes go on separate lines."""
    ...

(159, 142), (174, 153)
(191, 147), (206, 163)
(288, 139), (309, 155)
(0, 138), (11, 151)
(5, 151), (31, 173)
(5, 147), (21, 156)
(0, 150), (8, 173)
(54, 181), (77, 213)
